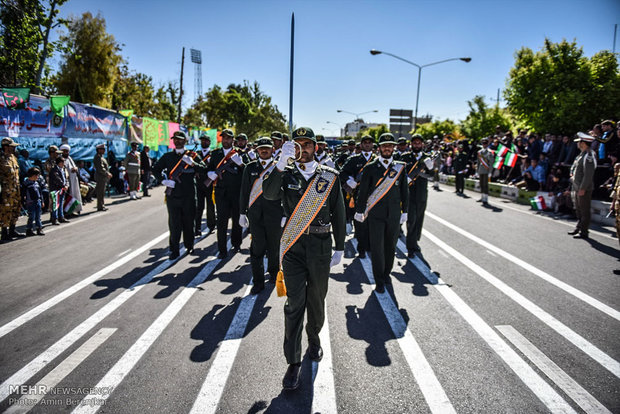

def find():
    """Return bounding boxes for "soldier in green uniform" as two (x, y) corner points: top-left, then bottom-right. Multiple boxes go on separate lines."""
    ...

(93, 143), (112, 211)
(394, 136), (409, 160)
(194, 135), (216, 235)
(401, 134), (434, 256)
(315, 135), (335, 168)
(568, 132), (597, 240)
(354, 133), (408, 292)
(340, 135), (376, 257)
(239, 137), (283, 294)
(152, 131), (206, 259)
(123, 142), (141, 200)
(271, 131), (284, 160)
(0, 138), (24, 242)
(263, 127), (345, 391)
(476, 137), (495, 206)
(206, 129), (245, 258)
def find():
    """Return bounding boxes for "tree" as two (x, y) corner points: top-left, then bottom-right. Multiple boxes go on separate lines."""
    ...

(355, 124), (388, 140)
(414, 118), (460, 140)
(53, 12), (122, 107)
(460, 95), (513, 142)
(505, 39), (620, 134)
(0, 0), (68, 92)
(150, 81), (179, 121)
(111, 65), (155, 115)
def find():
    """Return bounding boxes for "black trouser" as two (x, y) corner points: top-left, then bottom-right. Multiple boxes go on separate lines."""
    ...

(215, 190), (242, 254)
(166, 195), (196, 255)
(141, 171), (151, 196)
(479, 174), (489, 195)
(368, 215), (400, 286)
(407, 183), (428, 249)
(249, 210), (281, 283)
(195, 184), (216, 231)
(455, 173), (465, 193)
(354, 219), (370, 252)
(282, 233), (331, 364)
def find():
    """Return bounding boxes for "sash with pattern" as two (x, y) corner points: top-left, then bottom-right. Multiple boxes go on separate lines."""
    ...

(248, 161), (275, 208)
(276, 168), (338, 297)
(363, 163), (405, 219)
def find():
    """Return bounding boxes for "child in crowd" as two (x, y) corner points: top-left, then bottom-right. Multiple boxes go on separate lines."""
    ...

(22, 167), (46, 236)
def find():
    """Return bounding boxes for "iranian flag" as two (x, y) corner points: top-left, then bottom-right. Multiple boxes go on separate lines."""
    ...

(50, 190), (62, 211)
(505, 152), (518, 168)
(496, 144), (509, 157)
(530, 195), (547, 211)
(63, 194), (80, 214)
(493, 155), (504, 169)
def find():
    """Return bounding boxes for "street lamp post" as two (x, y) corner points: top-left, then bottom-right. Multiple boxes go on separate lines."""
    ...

(326, 121), (344, 137)
(336, 109), (378, 136)
(370, 49), (471, 131)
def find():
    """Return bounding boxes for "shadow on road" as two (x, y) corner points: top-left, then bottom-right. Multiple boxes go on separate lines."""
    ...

(261, 355), (314, 413)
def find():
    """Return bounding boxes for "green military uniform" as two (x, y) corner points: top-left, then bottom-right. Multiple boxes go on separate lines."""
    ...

(476, 140), (494, 205)
(194, 140), (216, 234)
(569, 133), (597, 238)
(240, 138), (283, 289)
(612, 166), (620, 244)
(123, 145), (141, 198)
(93, 145), (111, 211)
(355, 134), (408, 289)
(0, 139), (22, 240)
(153, 133), (206, 257)
(263, 128), (345, 367)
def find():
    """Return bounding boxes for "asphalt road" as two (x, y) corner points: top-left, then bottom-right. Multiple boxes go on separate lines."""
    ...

(0, 184), (618, 414)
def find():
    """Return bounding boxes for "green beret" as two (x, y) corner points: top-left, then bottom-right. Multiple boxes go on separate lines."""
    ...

(292, 127), (316, 143)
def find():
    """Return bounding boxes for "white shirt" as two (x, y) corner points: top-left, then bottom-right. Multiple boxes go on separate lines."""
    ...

(259, 157), (274, 169)
(223, 147), (232, 157)
(295, 160), (318, 180)
(362, 151), (372, 161)
(378, 156), (393, 168)
(175, 148), (185, 154)
(201, 148), (210, 157)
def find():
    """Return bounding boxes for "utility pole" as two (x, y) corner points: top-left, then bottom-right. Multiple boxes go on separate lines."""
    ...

(613, 24), (617, 54)
(288, 13), (295, 136)
(178, 47), (185, 123)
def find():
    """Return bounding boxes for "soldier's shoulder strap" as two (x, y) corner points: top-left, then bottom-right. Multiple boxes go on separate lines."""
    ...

(318, 165), (340, 176)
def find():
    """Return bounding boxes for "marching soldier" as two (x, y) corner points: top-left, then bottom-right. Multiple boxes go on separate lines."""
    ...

(152, 131), (206, 259)
(263, 127), (345, 391)
(194, 135), (216, 235)
(476, 137), (495, 206)
(235, 133), (255, 163)
(394, 136), (409, 160)
(271, 131), (284, 160)
(401, 134), (434, 256)
(239, 137), (283, 294)
(336, 139), (356, 169)
(0, 138), (24, 242)
(568, 132), (596, 240)
(207, 129), (245, 258)
(354, 133), (408, 292)
(93, 143), (112, 211)
(315, 135), (336, 168)
(124, 142), (141, 200)
(340, 135), (376, 257)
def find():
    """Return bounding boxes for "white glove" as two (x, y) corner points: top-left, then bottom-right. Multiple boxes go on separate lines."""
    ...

(231, 153), (243, 166)
(354, 212), (365, 222)
(239, 214), (249, 228)
(424, 157), (434, 169)
(400, 212), (408, 224)
(330, 250), (344, 267)
(281, 216), (287, 227)
(407, 177), (412, 185)
(207, 171), (218, 181)
(182, 154), (194, 166)
(248, 151), (256, 160)
(162, 179), (175, 188)
(346, 177), (357, 189)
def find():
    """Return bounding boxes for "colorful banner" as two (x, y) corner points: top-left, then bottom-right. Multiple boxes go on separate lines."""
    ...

(50, 95), (70, 117)
(0, 95), (64, 139)
(167, 122), (179, 148)
(1, 87), (30, 109)
(128, 116), (142, 143)
(64, 102), (127, 140)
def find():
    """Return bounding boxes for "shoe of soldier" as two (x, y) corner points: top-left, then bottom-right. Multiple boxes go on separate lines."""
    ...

(169, 251), (180, 260)
(218, 251), (227, 259)
(282, 364), (301, 390)
(375, 283), (385, 294)
(476, 198), (483, 203)
(308, 343), (323, 361)
(250, 283), (264, 295)
(58, 218), (70, 223)
(187, 247), (195, 255)
(195, 229), (202, 237)
(358, 250), (366, 259)
(567, 229), (579, 235)
(408, 250), (415, 258)
(51, 219), (60, 225)
(573, 233), (589, 240)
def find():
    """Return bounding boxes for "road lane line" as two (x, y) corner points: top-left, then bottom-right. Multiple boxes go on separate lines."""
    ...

(351, 239), (456, 414)
(116, 249), (132, 257)
(485, 249), (497, 257)
(426, 211), (620, 322)
(73, 241), (231, 414)
(497, 325), (612, 414)
(5, 328), (117, 414)
(0, 233), (212, 404)
(0, 232), (169, 339)
(421, 229), (620, 379)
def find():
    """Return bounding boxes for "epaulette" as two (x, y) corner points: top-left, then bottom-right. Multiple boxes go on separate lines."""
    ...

(394, 160), (406, 165)
(318, 165), (339, 175)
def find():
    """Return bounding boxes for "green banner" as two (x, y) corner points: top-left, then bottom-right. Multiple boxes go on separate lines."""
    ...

(119, 109), (133, 128)
(142, 117), (160, 149)
(50, 95), (70, 117)
(2, 87), (30, 109)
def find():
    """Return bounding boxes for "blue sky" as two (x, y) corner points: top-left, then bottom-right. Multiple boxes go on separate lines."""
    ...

(55, 0), (619, 136)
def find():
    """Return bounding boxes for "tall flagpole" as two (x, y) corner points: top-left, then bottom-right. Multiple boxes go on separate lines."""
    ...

(289, 13), (295, 136)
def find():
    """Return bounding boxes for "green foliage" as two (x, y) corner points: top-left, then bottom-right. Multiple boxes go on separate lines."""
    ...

(0, 0), (68, 92)
(184, 81), (286, 137)
(414, 118), (459, 140)
(460, 95), (513, 142)
(151, 81), (179, 121)
(355, 124), (388, 140)
(53, 12), (122, 107)
(505, 39), (620, 134)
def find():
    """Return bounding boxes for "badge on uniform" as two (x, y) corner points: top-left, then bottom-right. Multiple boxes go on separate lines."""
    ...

(287, 184), (301, 190)
(388, 169), (397, 178)
(315, 177), (329, 193)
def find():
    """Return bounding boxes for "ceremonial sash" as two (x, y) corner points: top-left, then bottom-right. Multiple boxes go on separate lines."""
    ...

(276, 169), (337, 297)
(478, 151), (490, 170)
(363, 163), (404, 219)
(248, 161), (275, 208)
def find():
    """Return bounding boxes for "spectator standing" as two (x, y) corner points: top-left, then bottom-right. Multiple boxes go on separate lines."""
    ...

(598, 120), (617, 163)
(17, 149), (34, 181)
(93, 143), (112, 211)
(140, 145), (152, 197)
(0, 138), (24, 242)
(124, 142), (142, 200)
(568, 133), (597, 239)
(48, 156), (69, 224)
(610, 163), (620, 245)
(557, 135), (577, 166)
(59, 144), (83, 215)
(22, 167), (46, 235)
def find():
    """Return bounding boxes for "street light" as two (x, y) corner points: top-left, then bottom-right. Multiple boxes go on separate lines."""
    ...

(370, 49), (471, 131)
(326, 121), (343, 137)
(336, 109), (378, 120)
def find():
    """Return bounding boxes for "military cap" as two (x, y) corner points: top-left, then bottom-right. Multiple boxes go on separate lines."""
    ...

(236, 133), (248, 140)
(292, 127), (316, 143)
(347, 139), (355, 146)
(270, 131), (283, 140)
(378, 133), (397, 145)
(130, 141), (139, 147)
(255, 137), (273, 148)
(360, 135), (375, 143)
(172, 130), (188, 140)
(199, 134), (211, 141)
(410, 134), (423, 142)
(48, 145), (62, 153)
(574, 132), (595, 143)
(283, 133), (289, 140)
(95, 143), (106, 149)
(221, 129), (234, 138)
(315, 134), (326, 143)
(1, 137), (19, 147)
(602, 119), (615, 127)
(397, 137), (408, 144)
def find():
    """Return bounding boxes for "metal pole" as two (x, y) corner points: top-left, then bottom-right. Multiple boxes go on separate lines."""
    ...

(613, 24), (617, 54)
(413, 67), (421, 132)
(289, 13), (295, 136)
(178, 47), (184, 123)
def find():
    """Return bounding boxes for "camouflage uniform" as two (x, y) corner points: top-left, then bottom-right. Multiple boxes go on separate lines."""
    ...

(0, 151), (21, 227)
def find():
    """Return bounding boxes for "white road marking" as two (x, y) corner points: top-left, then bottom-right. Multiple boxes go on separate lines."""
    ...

(74, 242), (231, 414)
(5, 328), (116, 414)
(43, 212), (101, 234)
(116, 249), (132, 257)
(422, 229), (620, 379)
(0, 232), (169, 339)
(437, 249), (449, 258)
(426, 212), (620, 322)
(351, 239), (456, 414)
(497, 325), (612, 414)
(0, 233), (211, 403)
(485, 249), (497, 257)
